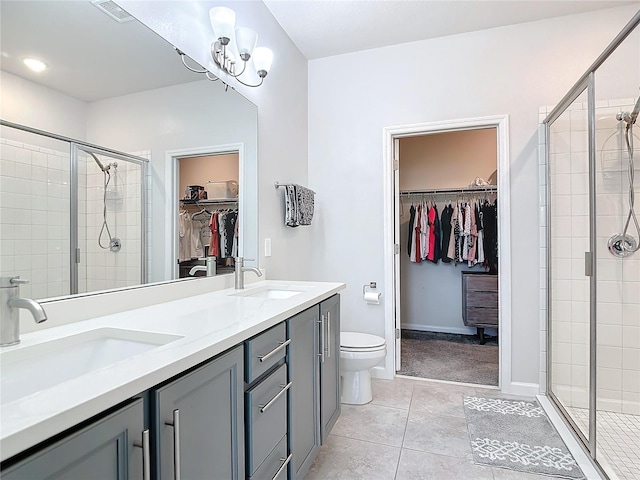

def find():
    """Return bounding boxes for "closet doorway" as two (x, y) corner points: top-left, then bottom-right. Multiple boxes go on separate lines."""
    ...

(383, 116), (511, 390)
(165, 144), (244, 281)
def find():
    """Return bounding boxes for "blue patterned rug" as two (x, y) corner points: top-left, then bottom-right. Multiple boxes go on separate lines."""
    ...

(463, 396), (585, 479)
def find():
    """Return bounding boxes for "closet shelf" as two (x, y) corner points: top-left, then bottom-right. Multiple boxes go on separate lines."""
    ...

(180, 198), (238, 206)
(399, 186), (497, 196)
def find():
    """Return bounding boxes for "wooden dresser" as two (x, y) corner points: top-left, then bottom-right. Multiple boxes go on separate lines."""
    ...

(461, 272), (498, 344)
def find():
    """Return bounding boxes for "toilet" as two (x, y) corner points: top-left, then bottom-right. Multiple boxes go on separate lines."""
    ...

(340, 332), (387, 405)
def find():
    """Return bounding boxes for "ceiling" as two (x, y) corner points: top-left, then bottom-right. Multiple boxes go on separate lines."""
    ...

(262, 0), (640, 60)
(0, 1), (200, 102)
(1, 1), (638, 102)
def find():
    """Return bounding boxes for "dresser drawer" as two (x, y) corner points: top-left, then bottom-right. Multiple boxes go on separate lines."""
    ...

(245, 322), (288, 384)
(465, 274), (498, 292)
(249, 435), (289, 480)
(246, 363), (289, 475)
(465, 291), (498, 309)
(465, 307), (499, 327)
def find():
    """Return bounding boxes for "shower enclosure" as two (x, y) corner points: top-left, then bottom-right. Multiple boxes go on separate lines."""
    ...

(544, 10), (640, 480)
(0, 121), (148, 300)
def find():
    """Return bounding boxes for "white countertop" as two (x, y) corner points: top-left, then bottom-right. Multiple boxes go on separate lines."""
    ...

(0, 280), (345, 462)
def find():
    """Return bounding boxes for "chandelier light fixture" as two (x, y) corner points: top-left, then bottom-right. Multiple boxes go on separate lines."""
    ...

(177, 6), (273, 89)
(209, 6), (273, 87)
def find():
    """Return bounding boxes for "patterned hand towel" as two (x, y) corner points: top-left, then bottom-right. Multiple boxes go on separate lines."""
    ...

(295, 185), (315, 226)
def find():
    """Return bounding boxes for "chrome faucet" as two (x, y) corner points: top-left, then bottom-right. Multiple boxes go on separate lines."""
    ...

(234, 257), (262, 290)
(1, 277), (47, 347)
(189, 256), (217, 277)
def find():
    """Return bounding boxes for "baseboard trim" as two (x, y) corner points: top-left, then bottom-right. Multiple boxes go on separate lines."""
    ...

(401, 323), (498, 336)
(503, 381), (540, 397)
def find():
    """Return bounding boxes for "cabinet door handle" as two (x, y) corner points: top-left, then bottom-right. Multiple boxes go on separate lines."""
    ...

(317, 316), (325, 363)
(165, 409), (181, 480)
(258, 339), (291, 363)
(133, 429), (151, 480)
(326, 311), (331, 358)
(259, 382), (292, 413)
(272, 453), (293, 480)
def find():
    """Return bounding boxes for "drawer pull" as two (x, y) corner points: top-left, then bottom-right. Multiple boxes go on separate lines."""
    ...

(317, 316), (325, 363)
(165, 409), (181, 480)
(133, 429), (151, 480)
(272, 453), (293, 479)
(258, 339), (291, 363)
(259, 381), (292, 413)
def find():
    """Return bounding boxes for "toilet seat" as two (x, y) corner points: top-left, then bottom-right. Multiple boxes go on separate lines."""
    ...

(341, 332), (386, 351)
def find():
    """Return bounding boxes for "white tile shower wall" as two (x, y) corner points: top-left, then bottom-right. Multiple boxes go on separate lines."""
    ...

(0, 138), (71, 300)
(541, 99), (640, 416)
(82, 159), (142, 293)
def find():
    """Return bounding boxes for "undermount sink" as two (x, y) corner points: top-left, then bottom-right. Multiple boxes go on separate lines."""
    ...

(231, 285), (306, 300)
(0, 328), (183, 405)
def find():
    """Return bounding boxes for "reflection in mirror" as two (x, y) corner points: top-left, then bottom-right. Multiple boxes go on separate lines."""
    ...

(0, 1), (258, 301)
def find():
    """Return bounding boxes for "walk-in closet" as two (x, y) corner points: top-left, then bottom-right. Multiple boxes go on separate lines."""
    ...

(397, 128), (500, 386)
(177, 153), (239, 278)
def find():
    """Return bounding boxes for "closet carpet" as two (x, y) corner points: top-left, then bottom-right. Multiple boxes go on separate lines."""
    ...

(399, 330), (498, 386)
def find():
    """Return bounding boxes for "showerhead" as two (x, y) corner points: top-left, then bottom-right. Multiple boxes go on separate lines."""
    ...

(617, 88), (640, 126)
(630, 94), (640, 125)
(89, 152), (110, 172)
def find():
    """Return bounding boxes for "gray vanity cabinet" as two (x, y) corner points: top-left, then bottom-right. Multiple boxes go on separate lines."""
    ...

(154, 346), (244, 480)
(287, 305), (320, 480)
(288, 295), (341, 480)
(2, 398), (146, 480)
(320, 294), (341, 442)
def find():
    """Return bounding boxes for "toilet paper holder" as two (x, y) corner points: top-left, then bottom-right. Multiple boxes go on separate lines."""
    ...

(362, 282), (377, 295)
(362, 282), (381, 304)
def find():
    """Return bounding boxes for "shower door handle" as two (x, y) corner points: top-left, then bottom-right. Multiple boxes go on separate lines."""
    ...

(584, 251), (593, 277)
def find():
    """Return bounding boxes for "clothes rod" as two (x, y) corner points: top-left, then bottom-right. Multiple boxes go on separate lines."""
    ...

(399, 186), (497, 196)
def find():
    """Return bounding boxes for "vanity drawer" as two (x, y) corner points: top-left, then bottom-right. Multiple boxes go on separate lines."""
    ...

(248, 435), (289, 480)
(245, 322), (288, 384)
(246, 363), (289, 475)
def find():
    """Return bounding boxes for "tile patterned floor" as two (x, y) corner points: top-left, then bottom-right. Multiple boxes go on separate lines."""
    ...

(568, 407), (640, 480)
(305, 377), (570, 480)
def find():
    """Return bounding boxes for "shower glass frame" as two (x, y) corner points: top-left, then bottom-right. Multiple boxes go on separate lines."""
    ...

(71, 143), (148, 294)
(544, 9), (640, 478)
(0, 119), (149, 296)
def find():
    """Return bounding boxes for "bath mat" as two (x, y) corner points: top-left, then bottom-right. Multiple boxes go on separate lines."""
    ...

(463, 396), (585, 479)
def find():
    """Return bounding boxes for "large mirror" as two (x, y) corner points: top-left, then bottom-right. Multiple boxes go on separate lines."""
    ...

(0, 0), (258, 301)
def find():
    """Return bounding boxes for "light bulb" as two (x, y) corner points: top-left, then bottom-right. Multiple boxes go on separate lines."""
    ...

(252, 47), (273, 78)
(235, 27), (257, 61)
(23, 58), (47, 73)
(209, 7), (235, 45)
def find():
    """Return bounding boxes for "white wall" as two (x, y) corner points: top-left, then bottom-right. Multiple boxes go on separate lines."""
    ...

(308, 6), (640, 387)
(86, 79), (257, 282)
(0, 70), (87, 141)
(117, 0), (312, 280)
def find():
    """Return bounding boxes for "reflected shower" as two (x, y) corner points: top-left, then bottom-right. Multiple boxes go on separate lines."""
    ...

(89, 152), (122, 253)
(608, 89), (640, 257)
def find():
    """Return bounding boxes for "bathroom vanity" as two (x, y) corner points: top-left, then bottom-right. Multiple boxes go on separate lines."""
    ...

(0, 281), (344, 480)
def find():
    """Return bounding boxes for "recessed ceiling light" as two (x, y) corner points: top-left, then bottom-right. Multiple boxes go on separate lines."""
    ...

(23, 58), (47, 73)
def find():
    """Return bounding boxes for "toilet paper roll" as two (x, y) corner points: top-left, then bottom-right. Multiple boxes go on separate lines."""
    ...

(364, 291), (381, 304)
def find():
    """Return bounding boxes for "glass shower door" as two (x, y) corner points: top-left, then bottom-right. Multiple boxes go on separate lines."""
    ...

(73, 145), (146, 294)
(548, 87), (592, 442)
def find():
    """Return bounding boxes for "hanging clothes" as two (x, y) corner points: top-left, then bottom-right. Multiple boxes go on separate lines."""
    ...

(209, 212), (220, 258)
(440, 204), (454, 263)
(420, 202), (429, 260)
(414, 205), (422, 263)
(408, 205), (417, 262)
(481, 199), (499, 273)
(449, 204), (460, 265)
(476, 203), (485, 265)
(427, 205), (437, 263)
(178, 210), (192, 262)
